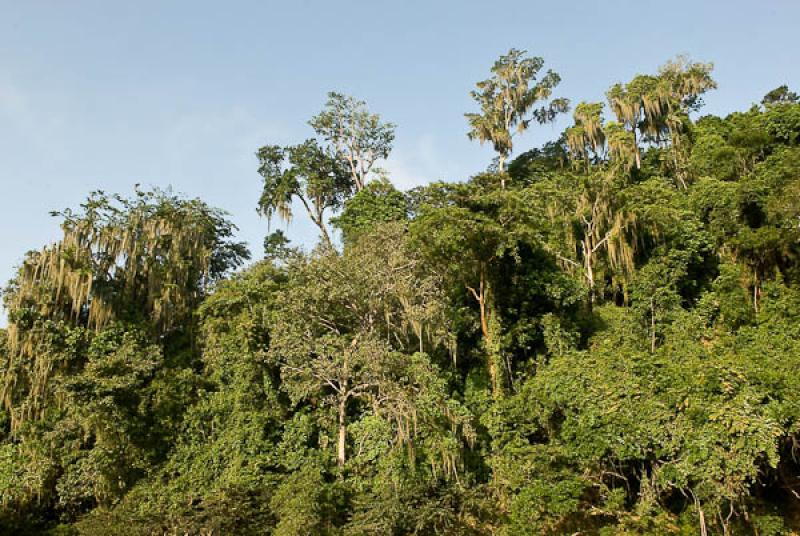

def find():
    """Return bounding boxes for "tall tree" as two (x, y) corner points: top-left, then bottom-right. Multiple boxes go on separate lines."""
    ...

(565, 101), (606, 171)
(0, 189), (248, 522)
(256, 139), (351, 248)
(465, 48), (569, 183)
(606, 75), (657, 171)
(410, 182), (540, 398)
(3, 188), (247, 374)
(607, 57), (715, 178)
(270, 224), (463, 469)
(309, 92), (396, 192)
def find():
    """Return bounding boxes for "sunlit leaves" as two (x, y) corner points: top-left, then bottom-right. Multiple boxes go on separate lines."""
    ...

(466, 49), (569, 175)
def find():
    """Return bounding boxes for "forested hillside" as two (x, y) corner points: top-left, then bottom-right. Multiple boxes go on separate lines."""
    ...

(2, 51), (800, 535)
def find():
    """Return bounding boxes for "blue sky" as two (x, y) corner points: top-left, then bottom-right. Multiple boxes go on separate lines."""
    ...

(1, 0), (798, 322)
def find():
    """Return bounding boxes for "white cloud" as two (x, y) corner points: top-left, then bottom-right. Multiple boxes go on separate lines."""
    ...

(384, 133), (449, 190)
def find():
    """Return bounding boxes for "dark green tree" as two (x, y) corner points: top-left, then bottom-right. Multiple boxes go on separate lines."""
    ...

(256, 139), (351, 248)
(330, 177), (408, 245)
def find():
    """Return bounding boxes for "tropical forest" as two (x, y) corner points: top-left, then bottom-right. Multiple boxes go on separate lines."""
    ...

(2, 49), (800, 535)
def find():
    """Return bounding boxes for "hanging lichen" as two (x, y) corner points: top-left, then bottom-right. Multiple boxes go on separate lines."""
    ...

(1, 188), (248, 431)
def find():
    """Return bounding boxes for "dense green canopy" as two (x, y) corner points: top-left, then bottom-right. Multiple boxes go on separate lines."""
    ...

(2, 57), (800, 535)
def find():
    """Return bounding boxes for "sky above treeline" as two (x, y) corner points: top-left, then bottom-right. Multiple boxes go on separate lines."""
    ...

(1, 0), (798, 323)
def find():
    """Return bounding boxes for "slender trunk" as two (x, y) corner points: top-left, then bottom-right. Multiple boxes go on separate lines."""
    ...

(692, 492), (708, 536)
(482, 276), (503, 399)
(699, 507), (707, 536)
(344, 143), (364, 192)
(633, 129), (641, 170)
(470, 270), (503, 399)
(672, 147), (688, 189)
(584, 240), (595, 311)
(317, 220), (333, 250)
(337, 396), (347, 468)
(498, 154), (506, 188)
(486, 309), (503, 399)
(300, 197), (333, 249)
(477, 283), (488, 341)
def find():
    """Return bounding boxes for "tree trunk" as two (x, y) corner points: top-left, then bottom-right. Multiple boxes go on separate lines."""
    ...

(337, 397), (347, 468)
(584, 240), (595, 311)
(486, 307), (503, 399)
(481, 277), (503, 399)
(469, 271), (503, 399)
(477, 283), (488, 341)
(317, 219), (333, 250)
(699, 507), (707, 536)
(299, 197), (333, 249)
(672, 147), (688, 189)
(498, 154), (507, 188)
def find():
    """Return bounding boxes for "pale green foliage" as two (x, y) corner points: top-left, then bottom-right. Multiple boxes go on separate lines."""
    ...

(270, 224), (472, 471)
(607, 56), (716, 176)
(565, 101), (606, 169)
(465, 49), (569, 173)
(309, 92), (396, 191)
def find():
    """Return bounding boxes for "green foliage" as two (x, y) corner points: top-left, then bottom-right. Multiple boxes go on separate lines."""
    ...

(466, 48), (569, 174)
(762, 85), (799, 106)
(263, 229), (295, 261)
(0, 190), (248, 532)
(331, 178), (408, 245)
(309, 91), (396, 192)
(4, 59), (800, 536)
(257, 138), (351, 247)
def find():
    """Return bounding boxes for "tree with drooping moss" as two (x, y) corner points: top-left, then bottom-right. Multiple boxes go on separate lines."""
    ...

(465, 49), (569, 184)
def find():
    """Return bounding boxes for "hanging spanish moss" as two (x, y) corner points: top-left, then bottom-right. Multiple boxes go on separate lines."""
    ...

(2, 188), (248, 430)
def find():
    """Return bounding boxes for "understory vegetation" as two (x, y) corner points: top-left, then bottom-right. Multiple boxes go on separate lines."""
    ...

(2, 51), (800, 535)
